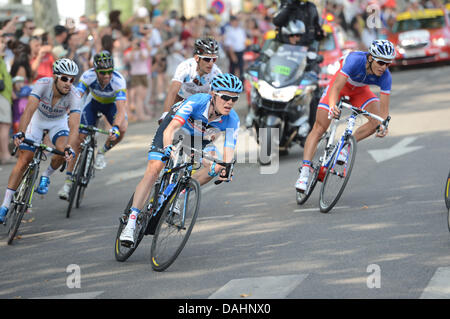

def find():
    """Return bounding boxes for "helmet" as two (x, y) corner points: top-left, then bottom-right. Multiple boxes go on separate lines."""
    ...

(211, 73), (243, 93)
(194, 37), (219, 55)
(53, 58), (79, 76)
(369, 39), (396, 61)
(93, 50), (114, 70)
(281, 20), (306, 36)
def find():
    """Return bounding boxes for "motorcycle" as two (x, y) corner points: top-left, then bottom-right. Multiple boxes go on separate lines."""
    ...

(245, 43), (322, 165)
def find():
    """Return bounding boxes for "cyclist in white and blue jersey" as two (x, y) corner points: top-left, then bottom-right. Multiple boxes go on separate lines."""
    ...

(119, 73), (242, 245)
(58, 51), (128, 200)
(0, 59), (81, 223)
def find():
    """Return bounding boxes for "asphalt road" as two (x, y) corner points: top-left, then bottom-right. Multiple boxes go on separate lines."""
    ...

(0, 63), (449, 300)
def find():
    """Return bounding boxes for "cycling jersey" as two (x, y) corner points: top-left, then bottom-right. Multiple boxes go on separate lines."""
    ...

(77, 69), (127, 104)
(149, 93), (240, 162)
(318, 51), (392, 111)
(339, 51), (392, 95)
(30, 77), (82, 120)
(172, 58), (222, 99)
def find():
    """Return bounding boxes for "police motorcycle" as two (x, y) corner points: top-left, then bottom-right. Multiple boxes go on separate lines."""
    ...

(245, 20), (322, 165)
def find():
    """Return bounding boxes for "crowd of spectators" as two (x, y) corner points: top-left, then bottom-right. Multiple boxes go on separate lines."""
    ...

(0, 0), (446, 167)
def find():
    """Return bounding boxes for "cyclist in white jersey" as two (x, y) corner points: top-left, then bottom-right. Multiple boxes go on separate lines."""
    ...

(58, 51), (128, 200)
(0, 58), (81, 223)
(158, 37), (222, 123)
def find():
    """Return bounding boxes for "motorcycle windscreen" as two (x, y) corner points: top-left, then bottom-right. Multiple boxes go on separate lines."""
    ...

(263, 44), (307, 88)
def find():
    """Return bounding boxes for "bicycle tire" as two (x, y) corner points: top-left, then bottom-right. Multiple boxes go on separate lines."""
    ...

(296, 134), (329, 205)
(76, 146), (95, 209)
(66, 147), (86, 218)
(445, 169), (450, 210)
(7, 167), (38, 245)
(114, 193), (148, 262)
(319, 135), (357, 213)
(151, 178), (201, 272)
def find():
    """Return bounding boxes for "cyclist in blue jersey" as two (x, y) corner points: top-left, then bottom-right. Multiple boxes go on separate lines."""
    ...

(295, 39), (395, 191)
(119, 73), (243, 245)
(0, 58), (81, 223)
(58, 51), (128, 200)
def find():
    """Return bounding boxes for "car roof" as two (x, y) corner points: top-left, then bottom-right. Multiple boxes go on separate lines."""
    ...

(396, 8), (445, 21)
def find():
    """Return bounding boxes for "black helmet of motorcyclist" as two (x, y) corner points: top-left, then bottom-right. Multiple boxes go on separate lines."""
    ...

(281, 20), (306, 45)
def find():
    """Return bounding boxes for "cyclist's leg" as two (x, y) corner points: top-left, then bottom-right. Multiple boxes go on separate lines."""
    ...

(350, 87), (380, 142)
(99, 102), (128, 152)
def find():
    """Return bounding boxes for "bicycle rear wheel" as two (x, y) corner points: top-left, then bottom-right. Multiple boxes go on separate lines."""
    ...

(6, 167), (37, 245)
(151, 178), (201, 272)
(66, 148), (86, 218)
(114, 193), (148, 262)
(296, 133), (328, 205)
(319, 135), (357, 213)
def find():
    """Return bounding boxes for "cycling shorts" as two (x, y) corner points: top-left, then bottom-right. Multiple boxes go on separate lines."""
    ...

(20, 113), (69, 152)
(80, 98), (127, 134)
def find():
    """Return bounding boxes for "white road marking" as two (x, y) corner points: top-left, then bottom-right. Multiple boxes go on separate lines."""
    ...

(208, 274), (308, 299)
(368, 137), (423, 163)
(420, 267), (450, 299)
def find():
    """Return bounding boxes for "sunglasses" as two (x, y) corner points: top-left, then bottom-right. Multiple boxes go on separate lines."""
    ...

(373, 58), (391, 66)
(58, 75), (75, 83)
(216, 92), (239, 102)
(97, 69), (113, 75)
(289, 34), (302, 38)
(198, 55), (217, 63)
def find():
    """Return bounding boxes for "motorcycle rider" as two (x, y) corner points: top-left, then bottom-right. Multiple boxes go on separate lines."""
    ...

(246, 20), (320, 134)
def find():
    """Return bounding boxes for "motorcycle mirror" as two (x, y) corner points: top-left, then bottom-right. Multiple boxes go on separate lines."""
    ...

(307, 52), (318, 60)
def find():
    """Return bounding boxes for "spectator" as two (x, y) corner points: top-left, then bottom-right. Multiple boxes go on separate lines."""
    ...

(125, 36), (152, 121)
(11, 76), (31, 134)
(54, 25), (69, 49)
(29, 35), (54, 83)
(0, 33), (14, 165)
(19, 19), (36, 45)
(224, 16), (247, 79)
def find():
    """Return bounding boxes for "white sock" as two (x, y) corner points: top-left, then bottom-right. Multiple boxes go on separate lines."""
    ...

(127, 208), (140, 229)
(42, 165), (57, 178)
(2, 188), (16, 209)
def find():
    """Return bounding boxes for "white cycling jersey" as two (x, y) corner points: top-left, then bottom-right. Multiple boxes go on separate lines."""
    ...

(172, 58), (222, 99)
(30, 77), (82, 121)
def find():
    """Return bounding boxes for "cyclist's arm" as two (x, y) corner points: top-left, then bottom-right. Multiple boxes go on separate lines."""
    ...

(114, 99), (127, 129)
(17, 95), (39, 134)
(162, 117), (184, 148)
(379, 93), (390, 119)
(328, 73), (347, 116)
(67, 111), (81, 149)
(162, 80), (182, 114)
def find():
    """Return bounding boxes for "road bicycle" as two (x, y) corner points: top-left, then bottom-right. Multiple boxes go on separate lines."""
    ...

(4, 133), (65, 245)
(114, 136), (234, 271)
(65, 124), (109, 218)
(445, 169), (450, 231)
(296, 97), (391, 213)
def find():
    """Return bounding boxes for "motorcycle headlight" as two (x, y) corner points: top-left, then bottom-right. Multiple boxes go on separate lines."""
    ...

(257, 80), (299, 103)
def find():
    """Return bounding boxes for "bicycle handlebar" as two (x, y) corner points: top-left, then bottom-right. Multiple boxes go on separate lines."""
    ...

(79, 124), (109, 135)
(338, 99), (391, 132)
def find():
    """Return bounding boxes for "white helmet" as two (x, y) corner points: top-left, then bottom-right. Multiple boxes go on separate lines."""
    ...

(369, 40), (396, 61)
(53, 58), (79, 76)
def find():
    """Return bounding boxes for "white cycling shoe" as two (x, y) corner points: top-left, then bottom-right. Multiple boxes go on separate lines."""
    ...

(58, 182), (72, 200)
(94, 153), (107, 170)
(295, 167), (310, 192)
(120, 225), (135, 245)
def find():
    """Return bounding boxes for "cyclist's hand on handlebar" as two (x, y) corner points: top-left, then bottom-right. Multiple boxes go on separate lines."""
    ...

(109, 125), (121, 141)
(64, 145), (76, 161)
(328, 105), (341, 119)
(376, 125), (389, 138)
(13, 131), (25, 147)
(163, 144), (173, 159)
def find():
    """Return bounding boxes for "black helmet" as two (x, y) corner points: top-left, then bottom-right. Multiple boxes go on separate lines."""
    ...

(93, 50), (114, 70)
(194, 37), (219, 55)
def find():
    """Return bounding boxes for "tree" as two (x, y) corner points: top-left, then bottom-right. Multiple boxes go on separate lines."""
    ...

(32, 0), (60, 35)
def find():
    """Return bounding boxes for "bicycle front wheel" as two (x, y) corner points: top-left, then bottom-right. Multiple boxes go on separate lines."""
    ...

(66, 148), (86, 218)
(76, 147), (95, 208)
(445, 170), (450, 232)
(319, 135), (357, 213)
(7, 167), (38, 245)
(151, 178), (201, 272)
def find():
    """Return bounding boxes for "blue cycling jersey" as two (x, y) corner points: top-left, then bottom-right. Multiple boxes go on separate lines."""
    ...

(340, 51), (392, 95)
(172, 93), (240, 149)
(77, 68), (127, 104)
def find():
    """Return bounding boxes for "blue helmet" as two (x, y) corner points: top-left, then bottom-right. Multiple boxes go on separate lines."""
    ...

(369, 39), (396, 61)
(211, 73), (243, 94)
